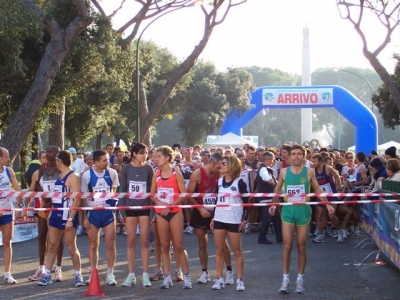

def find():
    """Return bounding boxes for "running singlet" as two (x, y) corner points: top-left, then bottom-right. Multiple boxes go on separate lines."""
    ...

(38, 167), (60, 218)
(284, 167), (310, 203)
(0, 167), (12, 215)
(87, 168), (114, 208)
(315, 165), (336, 193)
(51, 171), (74, 221)
(155, 170), (181, 214)
(214, 177), (244, 224)
(197, 167), (220, 211)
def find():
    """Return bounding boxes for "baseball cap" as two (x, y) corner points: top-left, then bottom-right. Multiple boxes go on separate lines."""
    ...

(68, 147), (77, 154)
(84, 151), (93, 158)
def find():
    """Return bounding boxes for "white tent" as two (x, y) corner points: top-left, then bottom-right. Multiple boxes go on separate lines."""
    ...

(347, 141), (400, 154)
(377, 141), (400, 153)
(204, 132), (250, 148)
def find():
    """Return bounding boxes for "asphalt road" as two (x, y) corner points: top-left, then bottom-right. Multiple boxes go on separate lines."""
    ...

(2, 228), (400, 300)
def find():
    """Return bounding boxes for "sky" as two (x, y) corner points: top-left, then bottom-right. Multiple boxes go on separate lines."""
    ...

(102, 0), (400, 75)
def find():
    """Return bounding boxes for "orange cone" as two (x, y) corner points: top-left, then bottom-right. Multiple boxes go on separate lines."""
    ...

(84, 267), (105, 296)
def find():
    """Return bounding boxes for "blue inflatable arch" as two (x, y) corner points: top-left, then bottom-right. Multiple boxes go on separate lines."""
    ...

(221, 85), (377, 154)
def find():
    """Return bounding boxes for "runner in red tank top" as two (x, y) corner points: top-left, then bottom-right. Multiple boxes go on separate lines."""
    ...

(186, 153), (233, 285)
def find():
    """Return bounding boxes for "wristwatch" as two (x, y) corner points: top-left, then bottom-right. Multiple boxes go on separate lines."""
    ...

(67, 218), (73, 222)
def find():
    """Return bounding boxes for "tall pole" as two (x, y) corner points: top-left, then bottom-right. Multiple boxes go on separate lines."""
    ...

(301, 25), (312, 144)
(338, 74), (341, 150)
(135, 3), (199, 142)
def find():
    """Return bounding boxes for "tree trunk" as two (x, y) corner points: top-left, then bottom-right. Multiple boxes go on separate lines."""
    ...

(19, 143), (29, 189)
(139, 74), (151, 145)
(96, 132), (103, 150)
(48, 96), (65, 149)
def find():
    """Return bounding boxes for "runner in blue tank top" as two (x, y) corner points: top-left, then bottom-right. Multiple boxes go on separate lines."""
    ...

(38, 150), (85, 287)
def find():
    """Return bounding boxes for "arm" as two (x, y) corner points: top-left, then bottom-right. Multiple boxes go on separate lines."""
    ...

(171, 171), (187, 206)
(328, 165), (342, 192)
(186, 170), (205, 211)
(356, 166), (368, 186)
(25, 170), (39, 208)
(66, 173), (82, 230)
(259, 166), (273, 184)
(118, 165), (127, 219)
(309, 169), (334, 214)
(269, 169), (285, 215)
(8, 167), (22, 218)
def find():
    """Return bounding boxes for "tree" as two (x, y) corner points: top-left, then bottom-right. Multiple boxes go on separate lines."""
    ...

(372, 55), (400, 128)
(337, 0), (400, 113)
(0, 0), (92, 160)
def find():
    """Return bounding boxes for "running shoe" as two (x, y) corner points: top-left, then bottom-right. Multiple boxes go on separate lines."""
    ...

(331, 230), (339, 238)
(85, 275), (91, 285)
(55, 267), (63, 282)
(99, 228), (105, 237)
(160, 276), (173, 289)
(4, 275), (17, 284)
(295, 279), (305, 294)
(38, 274), (52, 286)
(121, 274), (136, 287)
(106, 273), (117, 286)
(225, 270), (234, 285)
(279, 279), (290, 293)
(150, 270), (164, 281)
(184, 225), (195, 234)
(28, 269), (43, 281)
(74, 274), (85, 287)
(182, 274), (192, 289)
(136, 224), (140, 235)
(149, 242), (154, 252)
(76, 225), (85, 236)
(312, 235), (325, 243)
(175, 269), (183, 282)
(337, 230), (344, 243)
(236, 279), (245, 291)
(212, 278), (225, 290)
(197, 271), (210, 284)
(244, 223), (251, 234)
(343, 230), (349, 239)
(142, 273), (151, 287)
(354, 227), (361, 236)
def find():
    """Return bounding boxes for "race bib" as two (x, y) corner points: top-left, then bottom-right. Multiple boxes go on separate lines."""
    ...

(42, 180), (55, 193)
(319, 183), (333, 193)
(129, 180), (146, 199)
(52, 185), (63, 204)
(287, 184), (306, 203)
(157, 188), (174, 204)
(92, 186), (108, 207)
(203, 196), (218, 211)
(216, 196), (232, 210)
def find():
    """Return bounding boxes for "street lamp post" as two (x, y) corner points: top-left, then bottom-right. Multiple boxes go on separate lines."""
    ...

(135, 1), (200, 142)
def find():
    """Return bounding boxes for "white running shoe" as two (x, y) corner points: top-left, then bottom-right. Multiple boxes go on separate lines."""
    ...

(99, 228), (105, 237)
(212, 278), (225, 290)
(236, 279), (245, 291)
(76, 225), (85, 236)
(337, 230), (344, 243)
(295, 279), (305, 294)
(55, 267), (63, 282)
(279, 279), (290, 293)
(106, 273), (117, 286)
(225, 270), (234, 285)
(184, 225), (195, 234)
(122, 274), (136, 287)
(4, 275), (17, 284)
(197, 271), (210, 284)
(182, 274), (192, 289)
(160, 276), (173, 289)
(142, 273), (151, 287)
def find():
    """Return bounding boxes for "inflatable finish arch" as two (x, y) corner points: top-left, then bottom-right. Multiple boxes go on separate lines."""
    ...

(221, 86), (377, 154)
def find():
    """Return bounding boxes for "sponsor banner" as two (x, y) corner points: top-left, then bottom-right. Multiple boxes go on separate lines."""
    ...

(207, 135), (259, 146)
(262, 88), (333, 106)
(0, 198), (38, 246)
(360, 202), (400, 268)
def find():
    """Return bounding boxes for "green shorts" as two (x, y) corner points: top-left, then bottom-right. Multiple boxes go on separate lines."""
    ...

(281, 205), (311, 227)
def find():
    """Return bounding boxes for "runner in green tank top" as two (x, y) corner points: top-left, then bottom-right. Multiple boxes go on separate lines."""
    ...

(269, 145), (334, 295)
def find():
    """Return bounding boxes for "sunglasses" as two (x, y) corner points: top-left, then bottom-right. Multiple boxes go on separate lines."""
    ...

(222, 161), (228, 166)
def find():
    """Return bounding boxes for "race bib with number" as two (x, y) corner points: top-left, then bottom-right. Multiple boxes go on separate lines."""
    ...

(287, 184), (306, 203)
(52, 185), (63, 204)
(157, 188), (174, 204)
(203, 196), (218, 211)
(319, 183), (333, 193)
(42, 180), (55, 193)
(216, 196), (232, 210)
(129, 180), (146, 199)
(92, 186), (107, 207)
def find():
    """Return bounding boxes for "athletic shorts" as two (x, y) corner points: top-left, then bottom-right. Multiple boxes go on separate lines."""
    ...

(281, 205), (311, 227)
(156, 211), (179, 222)
(190, 208), (214, 230)
(126, 208), (150, 218)
(88, 210), (115, 229)
(0, 214), (13, 226)
(213, 220), (241, 233)
(49, 212), (78, 230)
